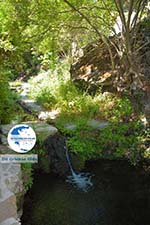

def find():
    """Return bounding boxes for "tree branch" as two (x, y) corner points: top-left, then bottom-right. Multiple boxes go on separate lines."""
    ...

(63, 0), (115, 69)
(127, 0), (134, 30)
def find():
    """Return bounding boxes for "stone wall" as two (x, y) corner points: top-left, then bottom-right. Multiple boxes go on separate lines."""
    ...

(0, 122), (58, 225)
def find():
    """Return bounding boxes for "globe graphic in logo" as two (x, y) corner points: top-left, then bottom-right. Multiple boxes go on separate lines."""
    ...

(7, 124), (36, 153)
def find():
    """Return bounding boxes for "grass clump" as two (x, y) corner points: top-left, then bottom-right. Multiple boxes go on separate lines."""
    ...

(28, 61), (117, 120)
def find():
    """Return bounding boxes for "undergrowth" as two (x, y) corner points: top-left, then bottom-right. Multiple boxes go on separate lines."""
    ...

(28, 61), (118, 120)
(0, 67), (16, 124)
(28, 61), (148, 165)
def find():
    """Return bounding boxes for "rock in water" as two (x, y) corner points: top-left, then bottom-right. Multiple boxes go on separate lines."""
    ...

(44, 134), (69, 176)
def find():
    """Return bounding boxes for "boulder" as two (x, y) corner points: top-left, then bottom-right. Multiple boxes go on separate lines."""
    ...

(44, 134), (69, 176)
(70, 39), (117, 93)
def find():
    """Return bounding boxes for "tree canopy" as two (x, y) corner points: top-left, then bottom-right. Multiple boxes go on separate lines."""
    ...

(0, 0), (149, 71)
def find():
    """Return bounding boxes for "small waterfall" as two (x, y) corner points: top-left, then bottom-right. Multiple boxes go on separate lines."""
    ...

(64, 146), (93, 192)
(65, 146), (75, 175)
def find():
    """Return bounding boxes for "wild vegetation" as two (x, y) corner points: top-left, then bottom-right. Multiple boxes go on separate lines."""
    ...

(27, 63), (148, 165)
(0, 0), (150, 166)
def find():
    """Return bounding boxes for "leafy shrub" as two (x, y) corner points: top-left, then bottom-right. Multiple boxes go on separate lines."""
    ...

(56, 80), (79, 102)
(65, 120), (143, 164)
(36, 88), (57, 109)
(28, 61), (69, 107)
(138, 128), (150, 159)
(0, 68), (15, 124)
(111, 97), (134, 122)
(55, 81), (100, 117)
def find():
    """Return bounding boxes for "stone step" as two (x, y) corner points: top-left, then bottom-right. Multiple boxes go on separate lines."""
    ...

(64, 119), (109, 131)
(20, 98), (44, 113)
(25, 121), (58, 138)
(87, 119), (109, 129)
(0, 122), (58, 146)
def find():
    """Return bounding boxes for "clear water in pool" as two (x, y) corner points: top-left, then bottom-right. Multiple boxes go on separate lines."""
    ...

(21, 160), (150, 225)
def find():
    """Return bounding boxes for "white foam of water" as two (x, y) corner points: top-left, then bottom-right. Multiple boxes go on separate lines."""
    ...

(66, 172), (93, 192)
(65, 146), (93, 192)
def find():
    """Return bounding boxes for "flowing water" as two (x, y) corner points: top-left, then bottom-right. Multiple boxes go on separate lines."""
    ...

(21, 160), (150, 225)
(65, 147), (93, 192)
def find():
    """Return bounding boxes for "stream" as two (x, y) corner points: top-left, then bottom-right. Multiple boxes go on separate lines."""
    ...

(21, 160), (150, 225)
